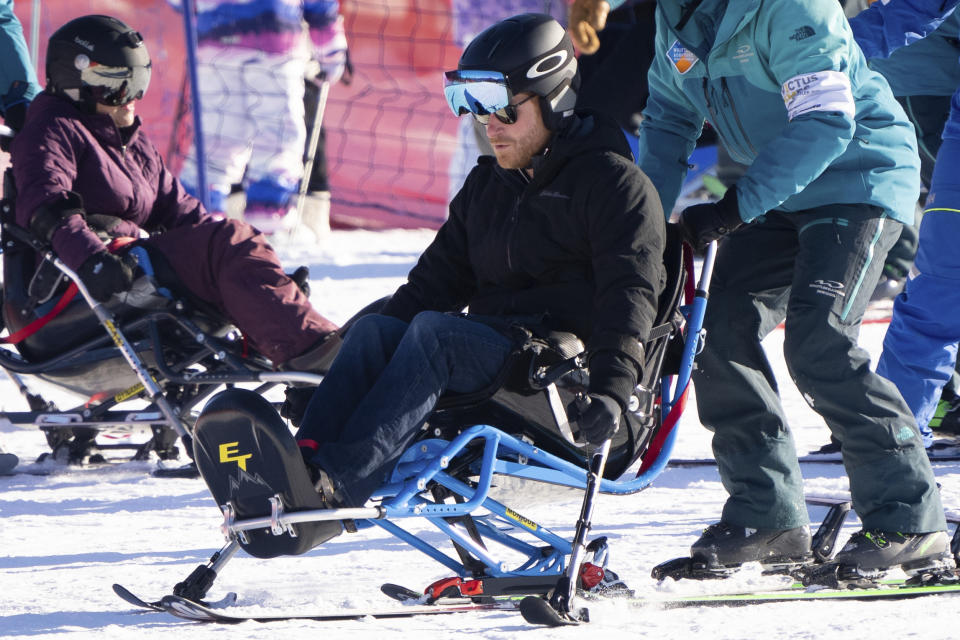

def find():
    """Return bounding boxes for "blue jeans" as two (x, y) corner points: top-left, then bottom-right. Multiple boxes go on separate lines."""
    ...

(295, 311), (515, 506)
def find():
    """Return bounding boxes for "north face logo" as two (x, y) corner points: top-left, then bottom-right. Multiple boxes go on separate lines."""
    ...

(790, 26), (815, 41)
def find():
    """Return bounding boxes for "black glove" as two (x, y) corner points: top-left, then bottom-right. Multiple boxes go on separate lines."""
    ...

(0, 101), (26, 152)
(570, 393), (622, 446)
(76, 251), (138, 302)
(678, 186), (742, 250)
(3, 101), (28, 133)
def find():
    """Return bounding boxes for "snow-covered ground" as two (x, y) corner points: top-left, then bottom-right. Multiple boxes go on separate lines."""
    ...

(2, 229), (959, 639)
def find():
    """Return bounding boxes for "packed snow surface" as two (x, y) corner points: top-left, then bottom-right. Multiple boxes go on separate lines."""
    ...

(2, 229), (958, 639)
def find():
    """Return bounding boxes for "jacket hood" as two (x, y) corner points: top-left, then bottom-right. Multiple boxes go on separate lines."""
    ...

(657, 0), (761, 55)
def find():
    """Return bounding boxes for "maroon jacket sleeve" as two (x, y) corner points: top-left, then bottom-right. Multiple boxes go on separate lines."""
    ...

(12, 112), (105, 271)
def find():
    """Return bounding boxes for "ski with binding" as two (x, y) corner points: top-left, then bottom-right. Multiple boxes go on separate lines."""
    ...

(158, 593), (515, 623)
(112, 583), (237, 612)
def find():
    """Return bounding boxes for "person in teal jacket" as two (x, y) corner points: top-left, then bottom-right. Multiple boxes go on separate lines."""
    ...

(628, 0), (951, 574)
(0, 0), (39, 133)
(0, 0), (40, 474)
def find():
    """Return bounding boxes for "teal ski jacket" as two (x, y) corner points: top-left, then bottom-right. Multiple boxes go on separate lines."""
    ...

(625, 0), (920, 224)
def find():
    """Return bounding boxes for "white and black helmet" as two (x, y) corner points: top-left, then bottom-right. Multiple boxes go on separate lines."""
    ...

(46, 15), (151, 111)
(450, 13), (579, 130)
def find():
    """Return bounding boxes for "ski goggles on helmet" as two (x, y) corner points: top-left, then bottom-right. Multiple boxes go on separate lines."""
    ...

(443, 69), (532, 125)
(83, 61), (152, 106)
(80, 29), (152, 106)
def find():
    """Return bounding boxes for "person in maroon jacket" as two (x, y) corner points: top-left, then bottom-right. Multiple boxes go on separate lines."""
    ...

(10, 15), (339, 371)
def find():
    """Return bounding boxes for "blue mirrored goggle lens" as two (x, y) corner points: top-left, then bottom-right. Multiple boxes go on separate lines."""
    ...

(443, 70), (510, 118)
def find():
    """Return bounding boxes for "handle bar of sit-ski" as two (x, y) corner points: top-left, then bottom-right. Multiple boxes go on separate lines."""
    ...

(41, 252), (190, 438)
(673, 239), (716, 396)
(551, 239), (718, 618)
(627, 239), (718, 489)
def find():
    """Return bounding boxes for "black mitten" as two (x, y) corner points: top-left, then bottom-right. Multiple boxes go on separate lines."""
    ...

(76, 252), (138, 302)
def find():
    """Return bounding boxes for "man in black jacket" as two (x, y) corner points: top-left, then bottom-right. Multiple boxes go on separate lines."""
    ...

(295, 13), (666, 508)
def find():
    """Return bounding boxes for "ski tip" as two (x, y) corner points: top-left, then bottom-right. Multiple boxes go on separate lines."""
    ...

(380, 583), (425, 603)
(160, 594), (237, 623)
(112, 583), (162, 610)
(518, 596), (579, 627)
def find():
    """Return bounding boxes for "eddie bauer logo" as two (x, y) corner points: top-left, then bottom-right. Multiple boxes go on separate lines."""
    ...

(219, 441), (253, 471)
(810, 279), (846, 298)
(733, 44), (754, 63)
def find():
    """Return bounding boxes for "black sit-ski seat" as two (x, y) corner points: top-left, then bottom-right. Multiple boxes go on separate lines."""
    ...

(425, 224), (687, 479)
(0, 166), (309, 467)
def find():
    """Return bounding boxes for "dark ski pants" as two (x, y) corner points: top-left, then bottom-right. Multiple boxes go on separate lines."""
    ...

(693, 204), (946, 534)
(296, 311), (515, 506)
(144, 217), (336, 365)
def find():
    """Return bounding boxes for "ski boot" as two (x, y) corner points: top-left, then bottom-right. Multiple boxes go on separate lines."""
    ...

(653, 522), (812, 580)
(192, 387), (343, 558)
(834, 529), (955, 573)
(798, 530), (956, 588)
(930, 389), (960, 436)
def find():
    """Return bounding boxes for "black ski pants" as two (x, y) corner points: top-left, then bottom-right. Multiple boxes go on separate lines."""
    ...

(692, 203), (946, 534)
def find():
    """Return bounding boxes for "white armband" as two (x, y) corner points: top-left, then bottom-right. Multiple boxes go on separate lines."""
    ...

(781, 71), (855, 121)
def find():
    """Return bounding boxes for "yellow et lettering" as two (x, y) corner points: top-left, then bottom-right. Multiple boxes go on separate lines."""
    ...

(219, 442), (252, 471)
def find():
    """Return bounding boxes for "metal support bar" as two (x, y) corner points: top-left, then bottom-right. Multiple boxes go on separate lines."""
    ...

(49, 254), (189, 438)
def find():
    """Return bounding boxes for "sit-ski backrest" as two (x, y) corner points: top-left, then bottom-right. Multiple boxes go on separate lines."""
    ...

(0, 168), (154, 361)
(638, 223), (687, 388)
(0, 169), (104, 360)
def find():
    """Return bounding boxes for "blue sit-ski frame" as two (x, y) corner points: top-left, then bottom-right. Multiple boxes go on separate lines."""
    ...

(214, 243), (717, 586)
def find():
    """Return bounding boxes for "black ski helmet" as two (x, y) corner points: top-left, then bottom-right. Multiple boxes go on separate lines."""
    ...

(457, 13), (579, 130)
(45, 15), (151, 111)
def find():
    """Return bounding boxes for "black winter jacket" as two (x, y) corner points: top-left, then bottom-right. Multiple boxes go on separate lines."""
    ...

(381, 111), (666, 406)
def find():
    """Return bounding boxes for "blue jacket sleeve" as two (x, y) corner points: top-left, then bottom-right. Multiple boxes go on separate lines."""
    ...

(0, 0), (40, 114)
(850, 0), (960, 59)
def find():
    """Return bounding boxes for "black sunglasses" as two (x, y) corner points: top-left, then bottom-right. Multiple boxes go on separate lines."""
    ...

(471, 93), (536, 125)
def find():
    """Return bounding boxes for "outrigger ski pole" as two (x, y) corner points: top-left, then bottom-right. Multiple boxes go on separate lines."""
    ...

(520, 435), (613, 626)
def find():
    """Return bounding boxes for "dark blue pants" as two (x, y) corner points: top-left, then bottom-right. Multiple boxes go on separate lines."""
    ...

(295, 311), (514, 506)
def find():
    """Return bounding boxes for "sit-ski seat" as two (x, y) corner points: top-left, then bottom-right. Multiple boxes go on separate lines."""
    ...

(1, 238), (242, 391)
(426, 223), (687, 480)
(0, 183), (240, 396)
(0, 167), (280, 465)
